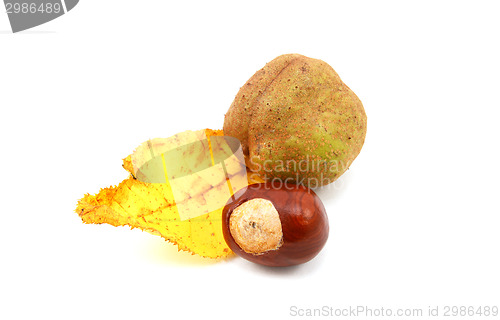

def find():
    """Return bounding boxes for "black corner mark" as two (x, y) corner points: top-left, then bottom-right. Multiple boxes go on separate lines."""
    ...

(4, 0), (79, 33)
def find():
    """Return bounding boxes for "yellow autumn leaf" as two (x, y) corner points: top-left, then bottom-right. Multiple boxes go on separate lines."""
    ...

(76, 129), (263, 259)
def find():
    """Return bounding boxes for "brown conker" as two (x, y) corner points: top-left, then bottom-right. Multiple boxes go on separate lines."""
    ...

(222, 182), (329, 267)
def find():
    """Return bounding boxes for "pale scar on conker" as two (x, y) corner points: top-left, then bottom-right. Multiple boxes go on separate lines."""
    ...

(229, 198), (283, 255)
(222, 182), (329, 267)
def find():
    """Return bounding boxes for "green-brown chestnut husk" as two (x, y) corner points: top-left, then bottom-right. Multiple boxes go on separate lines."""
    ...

(222, 182), (329, 267)
(223, 54), (367, 187)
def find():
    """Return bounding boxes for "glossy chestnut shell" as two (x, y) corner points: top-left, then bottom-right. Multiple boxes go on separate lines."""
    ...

(222, 182), (329, 267)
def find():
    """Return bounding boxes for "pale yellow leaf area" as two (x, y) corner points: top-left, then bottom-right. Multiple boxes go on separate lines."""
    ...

(76, 129), (263, 259)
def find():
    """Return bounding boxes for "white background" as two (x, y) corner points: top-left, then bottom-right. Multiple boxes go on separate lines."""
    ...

(1, 1), (499, 319)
